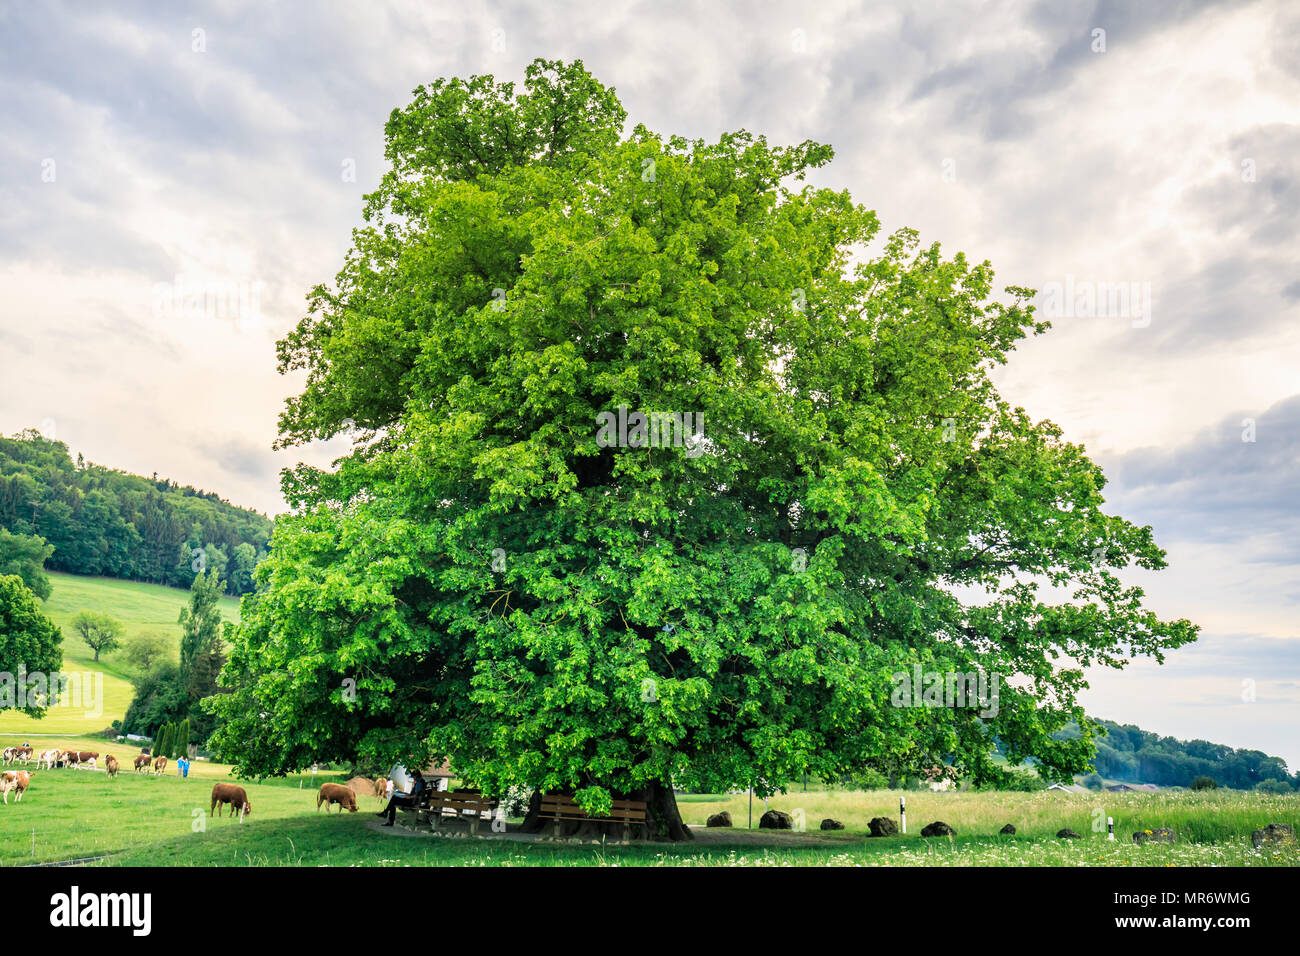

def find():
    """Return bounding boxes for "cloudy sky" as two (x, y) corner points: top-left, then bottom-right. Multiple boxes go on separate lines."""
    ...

(2, 0), (1297, 766)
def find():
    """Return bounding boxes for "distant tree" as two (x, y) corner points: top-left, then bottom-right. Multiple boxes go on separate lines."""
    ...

(176, 718), (191, 759)
(0, 529), (55, 600)
(0, 574), (63, 717)
(229, 543), (257, 594)
(1083, 773), (1105, 791)
(1255, 779), (1293, 795)
(178, 570), (227, 702)
(122, 665), (188, 738)
(69, 611), (124, 662)
(120, 631), (173, 675)
(156, 722), (173, 761)
(1192, 776), (1218, 791)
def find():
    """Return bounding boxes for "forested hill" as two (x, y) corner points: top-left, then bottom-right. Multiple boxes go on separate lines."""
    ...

(0, 430), (272, 596)
(1058, 718), (1296, 790)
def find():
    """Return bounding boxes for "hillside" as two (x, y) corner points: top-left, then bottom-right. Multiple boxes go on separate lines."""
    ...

(0, 430), (272, 597)
(0, 571), (240, 735)
(1057, 719), (1296, 791)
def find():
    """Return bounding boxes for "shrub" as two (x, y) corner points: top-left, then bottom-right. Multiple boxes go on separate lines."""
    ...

(1192, 776), (1218, 791)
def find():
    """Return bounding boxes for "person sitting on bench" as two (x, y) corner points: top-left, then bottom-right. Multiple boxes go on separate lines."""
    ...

(379, 769), (427, 826)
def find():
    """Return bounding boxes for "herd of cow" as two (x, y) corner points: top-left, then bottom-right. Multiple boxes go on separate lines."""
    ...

(1, 744), (173, 806)
(2, 744), (390, 824)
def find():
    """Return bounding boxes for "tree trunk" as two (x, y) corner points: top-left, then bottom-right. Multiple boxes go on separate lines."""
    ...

(519, 779), (694, 842)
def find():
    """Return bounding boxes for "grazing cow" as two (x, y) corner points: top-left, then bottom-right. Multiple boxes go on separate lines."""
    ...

(76, 751), (99, 771)
(374, 777), (389, 800)
(105, 755), (119, 778)
(1, 748), (14, 765)
(16, 746), (33, 764)
(317, 782), (358, 813)
(37, 749), (60, 770)
(60, 751), (79, 768)
(210, 783), (252, 821)
(153, 756), (167, 775)
(133, 754), (152, 772)
(0, 771), (30, 804)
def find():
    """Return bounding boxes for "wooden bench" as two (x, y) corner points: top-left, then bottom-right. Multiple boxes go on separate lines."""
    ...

(538, 793), (648, 843)
(416, 790), (498, 835)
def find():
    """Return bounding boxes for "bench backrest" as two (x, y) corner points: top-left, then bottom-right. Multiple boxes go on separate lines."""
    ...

(539, 793), (648, 821)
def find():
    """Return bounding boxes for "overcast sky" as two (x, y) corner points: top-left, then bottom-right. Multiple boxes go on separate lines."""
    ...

(2, 0), (1297, 767)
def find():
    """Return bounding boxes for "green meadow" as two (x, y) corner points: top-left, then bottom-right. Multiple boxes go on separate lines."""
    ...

(2, 740), (1296, 867)
(1, 571), (240, 735)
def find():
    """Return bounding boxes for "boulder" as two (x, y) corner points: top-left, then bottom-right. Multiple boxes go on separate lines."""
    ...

(1056, 828), (1082, 839)
(921, 820), (955, 838)
(758, 809), (793, 830)
(1132, 827), (1176, 844)
(705, 811), (732, 828)
(868, 816), (898, 837)
(819, 818), (845, 831)
(999, 824), (1016, 835)
(1251, 823), (1296, 849)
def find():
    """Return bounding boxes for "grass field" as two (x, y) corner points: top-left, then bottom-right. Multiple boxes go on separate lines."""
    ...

(1, 571), (241, 735)
(2, 734), (1297, 867)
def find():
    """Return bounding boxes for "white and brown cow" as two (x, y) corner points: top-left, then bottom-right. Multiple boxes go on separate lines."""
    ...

(153, 756), (167, 775)
(36, 749), (60, 770)
(0, 770), (30, 804)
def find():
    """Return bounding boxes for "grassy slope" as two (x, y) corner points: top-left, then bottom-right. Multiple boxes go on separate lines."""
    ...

(0, 571), (241, 735)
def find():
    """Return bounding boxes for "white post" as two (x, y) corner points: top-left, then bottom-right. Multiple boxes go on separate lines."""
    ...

(900, 795), (907, 834)
(1107, 816), (1115, 841)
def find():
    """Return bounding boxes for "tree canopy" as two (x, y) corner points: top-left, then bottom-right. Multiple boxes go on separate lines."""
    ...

(211, 59), (1197, 836)
(0, 574), (63, 717)
(69, 610), (124, 662)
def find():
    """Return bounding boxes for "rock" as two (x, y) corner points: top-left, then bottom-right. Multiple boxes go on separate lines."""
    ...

(868, 816), (898, 837)
(819, 818), (845, 831)
(1056, 828), (1082, 839)
(1132, 827), (1176, 844)
(758, 809), (793, 830)
(921, 821), (955, 838)
(1251, 823), (1296, 849)
(999, 824), (1016, 835)
(705, 811), (732, 828)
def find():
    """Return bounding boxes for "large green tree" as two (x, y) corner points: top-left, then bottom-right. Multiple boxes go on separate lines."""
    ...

(0, 574), (63, 717)
(211, 59), (1196, 839)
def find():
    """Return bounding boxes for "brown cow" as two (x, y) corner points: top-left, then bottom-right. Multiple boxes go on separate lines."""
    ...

(1, 770), (30, 804)
(60, 751), (79, 768)
(317, 782), (358, 813)
(133, 754), (152, 772)
(76, 751), (99, 771)
(153, 756), (167, 775)
(105, 755), (119, 778)
(210, 783), (252, 821)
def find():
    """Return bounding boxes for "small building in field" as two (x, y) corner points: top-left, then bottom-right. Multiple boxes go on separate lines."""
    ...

(388, 760), (456, 794)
